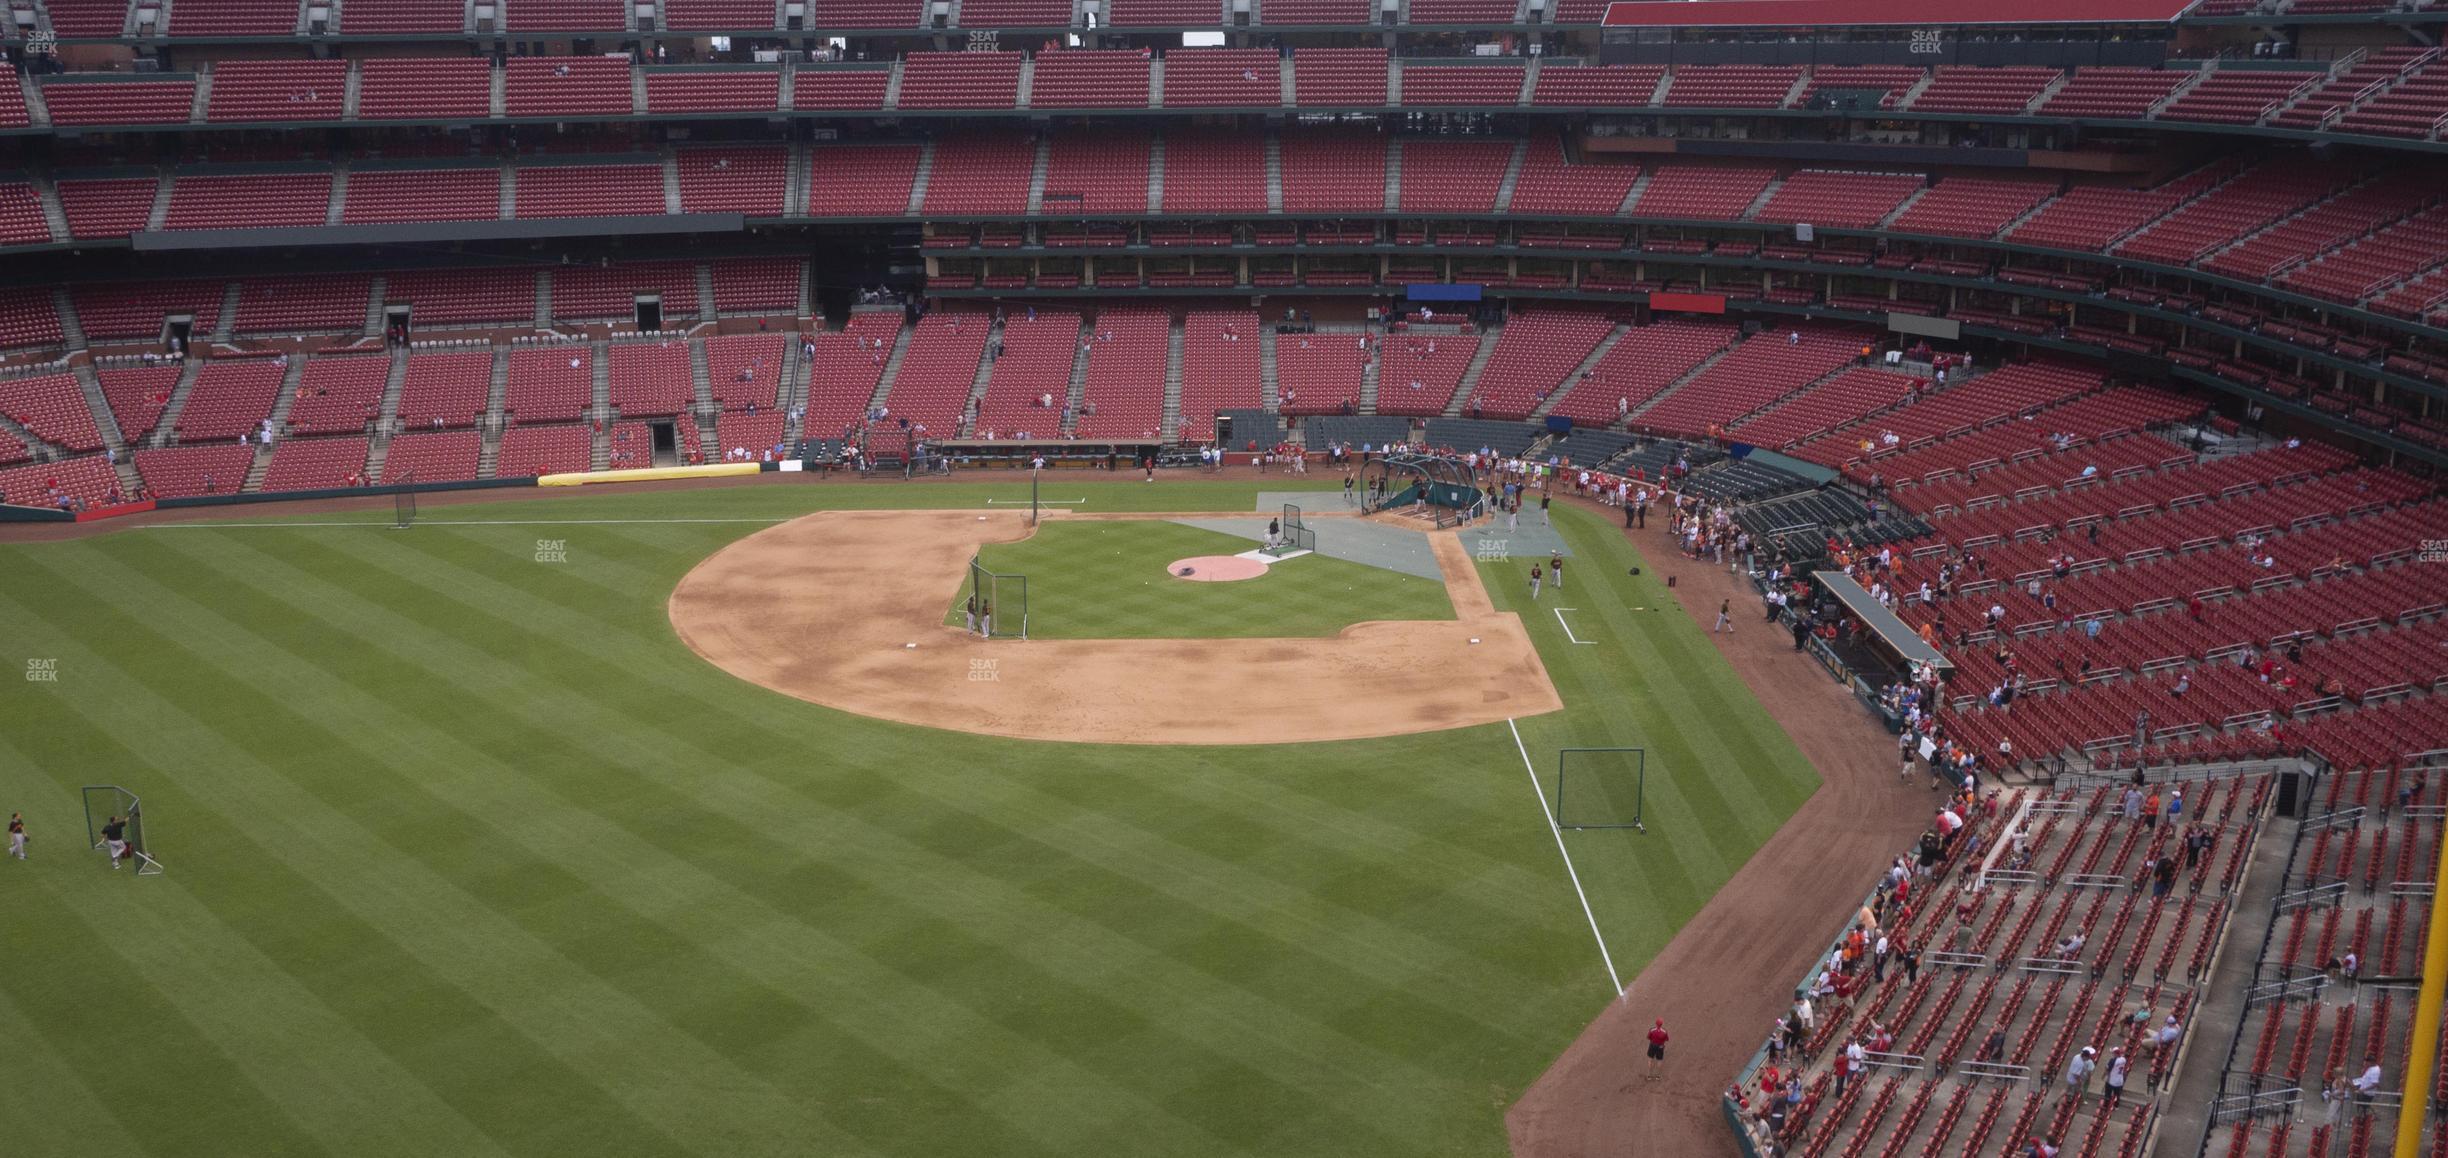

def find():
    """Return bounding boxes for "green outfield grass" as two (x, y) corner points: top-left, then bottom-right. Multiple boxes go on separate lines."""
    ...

(946, 520), (1452, 638)
(0, 483), (1820, 1158)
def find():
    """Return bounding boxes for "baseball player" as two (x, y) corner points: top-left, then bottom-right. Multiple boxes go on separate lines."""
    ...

(8, 811), (24, 860)
(100, 814), (129, 870)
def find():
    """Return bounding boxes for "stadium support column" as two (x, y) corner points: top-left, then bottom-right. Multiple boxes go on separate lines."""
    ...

(2393, 840), (2448, 1158)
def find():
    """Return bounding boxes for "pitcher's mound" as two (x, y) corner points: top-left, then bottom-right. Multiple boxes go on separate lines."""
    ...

(1170, 554), (1266, 582)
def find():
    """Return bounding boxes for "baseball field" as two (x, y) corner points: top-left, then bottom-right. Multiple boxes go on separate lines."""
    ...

(0, 479), (1820, 1157)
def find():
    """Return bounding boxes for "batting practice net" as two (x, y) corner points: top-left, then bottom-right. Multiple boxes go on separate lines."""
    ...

(82, 785), (165, 874)
(394, 471), (417, 529)
(1269, 503), (1316, 556)
(1553, 747), (1647, 831)
(965, 555), (1029, 640)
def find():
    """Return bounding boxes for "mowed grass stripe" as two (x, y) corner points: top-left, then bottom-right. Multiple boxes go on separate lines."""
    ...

(210, 525), (1493, 1153)
(119, 532), (1140, 1157)
(0, 976), (147, 1157)
(0, 563), (841, 1158)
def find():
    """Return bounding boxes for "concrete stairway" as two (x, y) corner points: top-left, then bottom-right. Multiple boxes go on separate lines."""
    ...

(1530, 323), (1628, 420)
(1161, 315), (1185, 441)
(1446, 320), (1501, 417)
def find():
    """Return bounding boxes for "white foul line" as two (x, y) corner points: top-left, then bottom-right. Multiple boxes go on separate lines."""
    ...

(1508, 717), (1625, 998)
(141, 517), (796, 529)
(1552, 607), (1596, 645)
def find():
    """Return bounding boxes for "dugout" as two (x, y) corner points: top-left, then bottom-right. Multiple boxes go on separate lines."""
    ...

(1808, 570), (1956, 718)
(1360, 452), (1484, 524)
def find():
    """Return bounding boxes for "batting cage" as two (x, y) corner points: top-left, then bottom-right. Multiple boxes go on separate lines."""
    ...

(82, 785), (165, 874)
(1268, 503), (1316, 556)
(964, 555), (1030, 640)
(394, 471), (417, 529)
(1552, 747), (1648, 832)
(1360, 452), (1484, 528)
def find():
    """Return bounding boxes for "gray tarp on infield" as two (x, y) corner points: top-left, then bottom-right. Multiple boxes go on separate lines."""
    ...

(1167, 516), (1445, 581)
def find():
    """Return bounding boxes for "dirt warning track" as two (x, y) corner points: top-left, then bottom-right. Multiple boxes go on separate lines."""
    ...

(668, 509), (1560, 745)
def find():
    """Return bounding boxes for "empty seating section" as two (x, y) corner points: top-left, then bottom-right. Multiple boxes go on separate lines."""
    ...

(388, 268), (534, 327)
(0, 71), (26, 131)
(1888, 177), (2055, 239)
(206, 61), (346, 123)
(645, 70), (780, 114)
(676, 147), (787, 215)
(99, 367), (181, 442)
(381, 429), (481, 483)
(1280, 133), (1385, 213)
(880, 309), (988, 434)
(801, 312), (901, 435)
(135, 444), (255, 498)
(1907, 66), (2057, 114)
(171, 360), (284, 441)
(1374, 331), (1476, 417)
(1793, 64), (1921, 108)
(1, 372), (104, 451)
(810, 0), (922, 27)
(0, 181), (51, 245)
(0, 288), (64, 350)
(1074, 307), (1167, 440)
(1551, 319), (1736, 426)
(1727, 367), (1919, 450)
(951, 0), (1072, 23)
(2008, 161), (2236, 253)
(1507, 137), (1636, 216)
(1466, 308), (1611, 419)
(922, 136), (1036, 215)
(41, 0), (131, 35)
(232, 275), (370, 334)
(494, 424), (593, 476)
(2036, 68), (2183, 119)
(1177, 310), (1262, 439)
(162, 172), (331, 231)
(1754, 170), (1923, 229)
(1405, 0), (1515, 20)
(704, 333), (785, 408)
(2337, 55), (2448, 138)
(0, 454), (119, 509)
(1633, 326), (1861, 438)
(2160, 69), (2314, 125)
(661, 0), (777, 27)
(516, 164), (664, 218)
(72, 282), (220, 341)
(897, 52), (1021, 109)
(1031, 51), (1151, 109)
(972, 310), (1077, 436)
(1161, 50), (1280, 107)
(709, 258), (801, 313)
(2272, 48), (2433, 131)
(792, 70), (891, 110)
(260, 436), (371, 491)
(2281, 204), (2448, 303)
(57, 178), (157, 241)
(342, 0), (465, 30)
(2204, 174), (2430, 282)
(2114, 164), (2339, 266)
(1530, 64), (1664, 107)
(501, 0), (624, 27)
(1263, 0), (1368, 22)
(806, 143), (919, 215)
(504, 57), (633, 117)
(285, 356), (388, 435)
(395, 352), (493, 429)
(1107, 0), (1217, 23)
(1157, 132), (1266, 213)
(1274, 332), (1363, 416)
(1660, 65), (1799, 108)
(357, 58), (491, 120)
(1042, 136), (1150, 214)
(1397, 139), (1511, 213)
(1293, 48), (1388, 105)
(554, 262), (694, 320)
(42, 80), (194, 126)
(1786, 360), (2102, 469)
(710, 413), (787, 460)
(608, 342), (693, 417)
(1399, 64), (1522, 106)
(505, 347), (592, 423)
(1630, 164), (1775, 220)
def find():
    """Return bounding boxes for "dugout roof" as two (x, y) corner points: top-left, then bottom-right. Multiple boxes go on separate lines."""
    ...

(1811, 571), (1954, 672)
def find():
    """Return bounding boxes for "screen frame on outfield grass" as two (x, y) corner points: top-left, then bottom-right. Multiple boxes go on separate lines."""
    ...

(1553, 747), (1647, 832)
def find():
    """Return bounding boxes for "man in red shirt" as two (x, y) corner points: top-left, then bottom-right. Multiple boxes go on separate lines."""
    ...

(1646, 1019), (1669, 1081)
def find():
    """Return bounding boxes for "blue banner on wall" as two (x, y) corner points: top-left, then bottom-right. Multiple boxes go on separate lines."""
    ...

(1406, 284), (1484, 302)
